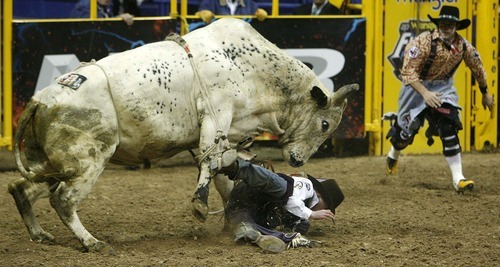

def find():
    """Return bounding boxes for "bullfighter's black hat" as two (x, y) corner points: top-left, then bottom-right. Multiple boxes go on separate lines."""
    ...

(427, 5), (471, 30)
(307, 175), (344, 214)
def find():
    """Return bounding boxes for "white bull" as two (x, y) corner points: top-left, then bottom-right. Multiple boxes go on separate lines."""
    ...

(8, 18), (358, 254)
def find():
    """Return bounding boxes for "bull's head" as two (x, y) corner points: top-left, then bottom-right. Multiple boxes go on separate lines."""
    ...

(280, 83), (359, 167)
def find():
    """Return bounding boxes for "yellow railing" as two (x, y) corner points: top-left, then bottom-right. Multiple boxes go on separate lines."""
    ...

(1, 0), (13, 149)
(472, 0), (498, 151)
(169, 0), (363, 35)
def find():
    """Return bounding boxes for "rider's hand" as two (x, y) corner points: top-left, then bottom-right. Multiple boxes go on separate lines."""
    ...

(310, 209), (335, 220)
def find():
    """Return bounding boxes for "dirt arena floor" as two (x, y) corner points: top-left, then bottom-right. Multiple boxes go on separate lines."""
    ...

(0, 146), (498, 267)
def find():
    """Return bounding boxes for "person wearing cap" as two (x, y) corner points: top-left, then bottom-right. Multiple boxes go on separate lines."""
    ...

(385, 5), (495, 192)
(219, 159), (344, 253)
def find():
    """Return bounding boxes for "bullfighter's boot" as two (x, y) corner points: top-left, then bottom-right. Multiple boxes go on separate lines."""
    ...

(447, 153), (474, 193)
(386, 157), (398, 174)
(234, 222), (286, 253)
(386, 145), (401, 175)
(456, 179), (474, 193)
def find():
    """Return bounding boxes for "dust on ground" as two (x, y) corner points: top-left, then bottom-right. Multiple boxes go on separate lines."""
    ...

(0, 146), (498, 266)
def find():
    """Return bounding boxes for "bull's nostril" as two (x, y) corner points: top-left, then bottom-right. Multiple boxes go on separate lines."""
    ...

(289, 155), (304, 167)
(293, 161), (304, 167)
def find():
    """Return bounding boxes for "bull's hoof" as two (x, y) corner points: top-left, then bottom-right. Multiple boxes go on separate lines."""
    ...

(31, 231), (55, 244)
(88, 241), (116, 256)
(191, 198), (208, 223)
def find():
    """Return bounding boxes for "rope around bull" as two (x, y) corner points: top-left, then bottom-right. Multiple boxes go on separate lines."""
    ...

(165, 33), (233, 168)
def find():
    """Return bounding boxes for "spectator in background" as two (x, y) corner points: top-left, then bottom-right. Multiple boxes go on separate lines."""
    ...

(293, 0), (343, 15)
(196, 0), (268, 24)
(113, 0), (142, 17)
(70, 0), (135, 26)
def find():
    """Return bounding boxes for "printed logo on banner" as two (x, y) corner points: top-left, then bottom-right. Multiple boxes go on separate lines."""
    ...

(387, 20), (434, 81)
(285, 49), (345, 93)
(397, 0), (458, 10)
(395, 0), (459, 11)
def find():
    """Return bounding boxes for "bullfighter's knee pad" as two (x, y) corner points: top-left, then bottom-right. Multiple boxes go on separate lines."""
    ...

(438, 120), (461, 157)
(386, 123), (414, 150)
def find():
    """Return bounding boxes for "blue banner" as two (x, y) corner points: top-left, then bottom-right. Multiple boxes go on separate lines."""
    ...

(12, 18), (365, 139)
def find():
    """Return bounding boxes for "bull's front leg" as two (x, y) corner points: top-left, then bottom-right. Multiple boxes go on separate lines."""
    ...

(191, 145), (238, 223)
(191, 161), (212, 223)
(193, 114), (236, 222)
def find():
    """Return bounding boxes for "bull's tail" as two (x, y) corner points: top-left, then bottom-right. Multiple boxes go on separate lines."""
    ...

(14, 100), (39, 180)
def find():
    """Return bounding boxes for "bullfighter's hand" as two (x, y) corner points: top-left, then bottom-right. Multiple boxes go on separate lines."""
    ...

(422, 90), (443, 109)
(255, 8), (268, 21)
(310, 209), (335, 221)
(482, 93), (495, 111)
(197, 10), (215, 24)
(119, 13), (134, 26)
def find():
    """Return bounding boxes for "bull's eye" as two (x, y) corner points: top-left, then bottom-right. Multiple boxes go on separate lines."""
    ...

(321, 120), (329, 132)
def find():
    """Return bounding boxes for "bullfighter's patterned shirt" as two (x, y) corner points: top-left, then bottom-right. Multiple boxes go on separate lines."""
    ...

(401, 29), (487, 88)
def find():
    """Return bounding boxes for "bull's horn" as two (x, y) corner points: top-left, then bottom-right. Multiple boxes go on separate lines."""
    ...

(332, 83), (359, 106)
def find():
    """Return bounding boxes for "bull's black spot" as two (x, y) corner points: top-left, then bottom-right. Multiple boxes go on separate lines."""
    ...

(99, 143), (108, 153)
(88, 147), (96, 158)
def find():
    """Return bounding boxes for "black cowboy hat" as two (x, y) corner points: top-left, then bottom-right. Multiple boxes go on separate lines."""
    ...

(427, 5), (471, 30)
(307, 174), (344, 214)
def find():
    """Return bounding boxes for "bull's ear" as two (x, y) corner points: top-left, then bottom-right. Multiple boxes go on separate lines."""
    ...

(310, 86), (328, 108)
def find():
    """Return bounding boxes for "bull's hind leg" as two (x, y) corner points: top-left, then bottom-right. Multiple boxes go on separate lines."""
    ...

(49, 166), (115, 254)
(8, 178), (58, 243)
